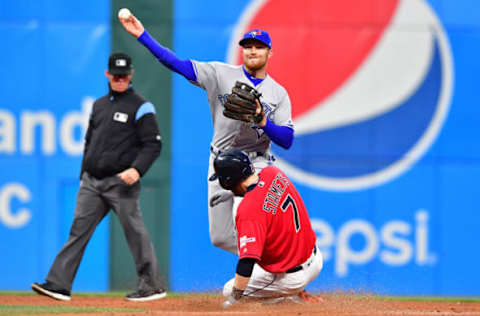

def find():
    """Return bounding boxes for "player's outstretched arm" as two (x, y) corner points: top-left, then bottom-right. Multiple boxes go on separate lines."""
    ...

(119, 9), (196, 81)
(119, 12), (144, 38)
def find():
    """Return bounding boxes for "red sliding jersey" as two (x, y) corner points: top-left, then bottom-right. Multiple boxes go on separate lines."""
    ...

(235, 166), (316, 273)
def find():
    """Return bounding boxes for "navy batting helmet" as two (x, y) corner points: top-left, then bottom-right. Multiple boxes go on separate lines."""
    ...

(209, 149), (255, 190)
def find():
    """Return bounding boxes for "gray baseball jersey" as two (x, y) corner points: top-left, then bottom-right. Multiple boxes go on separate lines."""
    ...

(192, 60), (294, 255)
(191, 61), (294, 153)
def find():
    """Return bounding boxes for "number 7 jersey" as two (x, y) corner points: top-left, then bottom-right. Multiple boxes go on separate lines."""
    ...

(235, 166), (316, 273)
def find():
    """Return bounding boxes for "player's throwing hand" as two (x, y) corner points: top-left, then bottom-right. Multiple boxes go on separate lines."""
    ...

(119, 11), (145, 38)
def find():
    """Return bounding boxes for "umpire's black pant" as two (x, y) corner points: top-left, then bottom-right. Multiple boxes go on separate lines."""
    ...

(46, 172), (161, 292)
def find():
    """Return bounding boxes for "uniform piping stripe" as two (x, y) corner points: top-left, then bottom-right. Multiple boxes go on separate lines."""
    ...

(135, 102), (156, 122)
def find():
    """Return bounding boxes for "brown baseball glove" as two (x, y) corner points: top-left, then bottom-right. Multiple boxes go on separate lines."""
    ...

(223, 81), (263, 124)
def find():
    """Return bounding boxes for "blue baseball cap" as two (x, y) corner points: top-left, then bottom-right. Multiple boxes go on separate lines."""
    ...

(239, 29), (272, 49)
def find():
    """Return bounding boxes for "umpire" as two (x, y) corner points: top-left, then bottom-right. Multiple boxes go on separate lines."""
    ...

(32, 53), (165, 302)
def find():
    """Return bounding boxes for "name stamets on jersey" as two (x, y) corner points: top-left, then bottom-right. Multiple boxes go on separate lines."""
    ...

(262, 173), (290, 214)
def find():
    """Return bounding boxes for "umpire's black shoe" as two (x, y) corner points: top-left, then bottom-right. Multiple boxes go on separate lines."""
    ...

(31, 281), (71, 301)
(125, 288), (167, 302)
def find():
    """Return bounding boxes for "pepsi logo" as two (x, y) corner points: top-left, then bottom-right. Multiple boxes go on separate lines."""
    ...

(228, 0), (453, 191)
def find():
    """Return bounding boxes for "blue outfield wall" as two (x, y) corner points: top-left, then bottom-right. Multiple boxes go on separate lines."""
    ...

(171, 0), (480, 295)
(0, 1), (110, 291)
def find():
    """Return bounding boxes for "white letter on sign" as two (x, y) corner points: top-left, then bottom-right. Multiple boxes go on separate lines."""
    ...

(0, 183), (31, 228)
(336, 220), (378, 277)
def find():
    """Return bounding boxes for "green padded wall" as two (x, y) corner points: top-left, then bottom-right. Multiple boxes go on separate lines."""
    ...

(110, 0), (173, 291)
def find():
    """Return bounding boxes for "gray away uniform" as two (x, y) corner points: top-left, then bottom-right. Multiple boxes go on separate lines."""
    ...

(192, 61), (294, 254)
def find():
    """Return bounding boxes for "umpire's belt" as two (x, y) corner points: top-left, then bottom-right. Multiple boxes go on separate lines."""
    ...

(210, 145), (265, 160)
(285, 246), (317, 274)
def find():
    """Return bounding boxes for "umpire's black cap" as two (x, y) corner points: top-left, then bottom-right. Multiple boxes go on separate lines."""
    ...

(108, 53), (133, 75)
(209, 149), (255, 190)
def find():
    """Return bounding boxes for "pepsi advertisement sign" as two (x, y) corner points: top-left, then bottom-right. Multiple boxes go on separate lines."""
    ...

(172, 0), (479, 295)
(229, 0), (453, 191)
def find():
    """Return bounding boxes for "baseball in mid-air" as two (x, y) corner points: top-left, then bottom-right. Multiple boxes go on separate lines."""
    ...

(118, 8), (131, 19)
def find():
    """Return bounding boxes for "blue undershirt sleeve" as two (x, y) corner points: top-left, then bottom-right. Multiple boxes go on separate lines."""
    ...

(261, 119), (294, 149)
(137, 30), (196, 82)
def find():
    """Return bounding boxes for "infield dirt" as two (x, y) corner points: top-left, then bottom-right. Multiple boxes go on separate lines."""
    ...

(1, 292), (480, 315)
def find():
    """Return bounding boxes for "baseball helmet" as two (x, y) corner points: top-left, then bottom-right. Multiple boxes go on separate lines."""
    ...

(209, 149), (255, 190)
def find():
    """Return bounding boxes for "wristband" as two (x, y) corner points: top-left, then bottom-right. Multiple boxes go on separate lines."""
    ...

(232, 286), (244, 301)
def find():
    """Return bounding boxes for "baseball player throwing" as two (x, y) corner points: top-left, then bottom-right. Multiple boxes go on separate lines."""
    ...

(120, 12), (294, 254)
(209, 149), (322, 306)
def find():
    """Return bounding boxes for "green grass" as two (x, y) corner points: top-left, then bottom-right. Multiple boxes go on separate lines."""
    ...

(0, 305), (144, 315)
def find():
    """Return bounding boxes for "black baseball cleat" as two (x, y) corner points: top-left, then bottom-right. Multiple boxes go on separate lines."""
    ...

(31, 281), (71, 301)
(125, 288), (167, 302)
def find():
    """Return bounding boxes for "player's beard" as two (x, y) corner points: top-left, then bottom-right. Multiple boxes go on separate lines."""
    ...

(244, 56), (268, 74)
